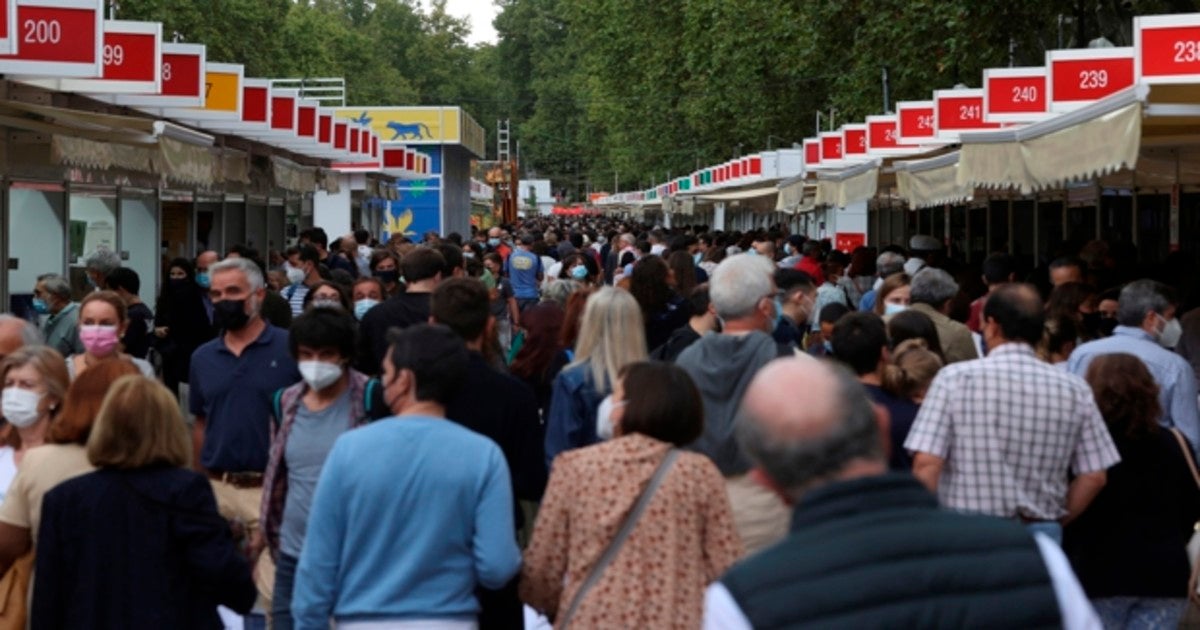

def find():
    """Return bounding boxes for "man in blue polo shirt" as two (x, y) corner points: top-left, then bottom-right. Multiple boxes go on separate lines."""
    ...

(189, 256), (300, 609)
(504, 233), (543, 312)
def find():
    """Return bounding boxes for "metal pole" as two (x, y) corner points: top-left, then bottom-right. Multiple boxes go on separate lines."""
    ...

(1007, 193), (1015, 254)
(882, 67), (891, 113)
(1033, 197), (1040, 268)
(985, 193), (992, 254)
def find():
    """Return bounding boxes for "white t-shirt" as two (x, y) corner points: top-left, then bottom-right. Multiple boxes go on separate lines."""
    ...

(0, 448), (17, 504)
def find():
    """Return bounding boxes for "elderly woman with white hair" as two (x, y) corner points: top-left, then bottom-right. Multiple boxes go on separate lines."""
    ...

(543, 287), (647, 468)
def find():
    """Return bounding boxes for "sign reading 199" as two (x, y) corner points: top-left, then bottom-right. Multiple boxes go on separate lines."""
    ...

(103, 44), (124, 66)
(23, 19), (61, 45)
(1078, 69), (1109, 90)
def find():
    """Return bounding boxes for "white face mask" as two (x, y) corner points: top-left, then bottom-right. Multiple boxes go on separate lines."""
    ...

(2, 387), (44, 428)
(299, 361), (344, 391)
(286, 265), (306, 286)
(596, 395), (616, 441)
(884, 302), (908, 316)
(1158, 314), (1183, 349)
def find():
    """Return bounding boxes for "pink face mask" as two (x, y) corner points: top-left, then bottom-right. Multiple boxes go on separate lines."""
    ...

(79, 325), (121, 356)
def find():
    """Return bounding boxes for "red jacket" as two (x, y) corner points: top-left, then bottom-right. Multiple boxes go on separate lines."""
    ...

(794, 256), (825, 286)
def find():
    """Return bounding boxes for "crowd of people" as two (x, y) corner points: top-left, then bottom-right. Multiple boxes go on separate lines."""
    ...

(0, 218), (1198, 628)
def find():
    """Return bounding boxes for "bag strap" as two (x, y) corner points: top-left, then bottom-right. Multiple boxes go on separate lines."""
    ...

(557, 449), (680, 629)
(1171, 427), (1200, 489)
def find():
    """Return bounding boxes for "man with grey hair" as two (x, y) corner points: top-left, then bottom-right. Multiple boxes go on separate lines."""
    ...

(908, 267), (978, 364)
(33, 273), (84, 357)
(857, 250), (906, 312)
(189, 256), (299, 601)
(1068, 279), (1200, 455)
(83, 246), (122, 290)
(704, 357), (1101, 630)
(0, 314), (42, 362)
(676, 253), (792, 554)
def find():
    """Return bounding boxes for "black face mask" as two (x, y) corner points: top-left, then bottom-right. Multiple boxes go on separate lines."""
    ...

(1098, 317), (1119, 337)
(374, 270), (399, 285)
(1080, 311), (1103, 337)
(213, 299), (250, 331)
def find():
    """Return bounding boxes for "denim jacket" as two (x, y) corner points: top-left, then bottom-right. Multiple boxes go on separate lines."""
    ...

(543, 361), (606, 470)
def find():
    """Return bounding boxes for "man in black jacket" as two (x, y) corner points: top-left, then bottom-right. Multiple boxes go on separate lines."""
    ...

(702, 358), (1101, 629)
(355, 247), (444, 374)
(431, 277), (544, 630)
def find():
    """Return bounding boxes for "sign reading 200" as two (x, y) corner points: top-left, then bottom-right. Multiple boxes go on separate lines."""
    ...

(23, 19), (61, 45)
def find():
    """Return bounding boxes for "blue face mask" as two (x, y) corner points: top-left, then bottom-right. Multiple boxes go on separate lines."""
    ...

(195, 272), (210, 289)
(884, 302), (908, 316)
(784, 243), (793, 255)
(823, 340), (833, 353)
(354, 299), (379, 321)
(571, 265), (588, 280)
(773, 298), (785, 330)
(693, 252), (702, 266)
(31, 298), (49, 315)
(488, 237), (501, 247)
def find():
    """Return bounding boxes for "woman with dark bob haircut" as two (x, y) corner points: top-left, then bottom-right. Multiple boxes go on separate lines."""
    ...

(521, 362), (742, 629)
(1065, 353), (1200, 628)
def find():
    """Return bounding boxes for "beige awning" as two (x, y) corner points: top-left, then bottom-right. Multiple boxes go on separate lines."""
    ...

(895, 152), (972, 209)
(776, 175), (809, 212)
(271, 156), (318, 193)
(692, 185), (779, 203)
(958, 86), (1146, 194)
(814, 161), (880, 208)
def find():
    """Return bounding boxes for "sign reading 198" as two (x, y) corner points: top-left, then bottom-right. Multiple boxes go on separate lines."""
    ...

(23, 19), (61, 45)
(1078, 69), (1109, 90)
(1175, 41), (1200, 64)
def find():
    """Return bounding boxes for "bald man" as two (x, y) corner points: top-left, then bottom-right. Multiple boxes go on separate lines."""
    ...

(0, 315), (41, 362)
(703, 358), (1101, 630)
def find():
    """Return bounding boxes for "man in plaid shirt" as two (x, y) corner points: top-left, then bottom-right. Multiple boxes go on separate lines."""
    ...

(905, 283), (1120, 543)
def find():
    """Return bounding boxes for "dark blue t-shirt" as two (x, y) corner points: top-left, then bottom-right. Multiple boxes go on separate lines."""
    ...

(189, 325), (301, 472)
(864, 384), (920, 471)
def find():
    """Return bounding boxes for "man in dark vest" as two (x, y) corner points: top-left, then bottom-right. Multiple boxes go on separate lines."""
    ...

(702, 357), (1100, 629)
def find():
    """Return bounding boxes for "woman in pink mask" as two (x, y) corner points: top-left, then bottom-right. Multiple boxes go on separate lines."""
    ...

(66, 292), (154, 380)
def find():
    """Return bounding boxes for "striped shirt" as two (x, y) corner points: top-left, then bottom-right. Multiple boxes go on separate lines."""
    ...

(905, 342), (1120, 520)
(284, 284), (309, 317)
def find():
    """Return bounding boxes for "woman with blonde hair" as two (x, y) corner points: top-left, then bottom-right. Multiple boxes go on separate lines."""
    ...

(874, 272), (912, 317)
(67, 291), (154, 380)
(31, 376), (255, 628)
(544, 287), (646, 468)
(883, 338), (944, 404)
(0, 346), (69, 474)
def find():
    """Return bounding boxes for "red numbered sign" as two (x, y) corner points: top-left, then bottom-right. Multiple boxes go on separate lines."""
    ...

(866, 115), (907, 153)
(804, 139), (821, 167)
(820, 133), (843, 161)
(0, 0), (103, 77)
(935, 90), (1000, 139)
(1048, 48), (1135, 111)
(114, 42), (204, 107)
(896, 101), (936, 145)
(241, 80), (269, 124)
(843, 126), (867, 156)
(271, 93), (296, 131)
(1136, 15), (1200, 83)
(0, 0), (17, 55)
(983, 67), (1048, 122)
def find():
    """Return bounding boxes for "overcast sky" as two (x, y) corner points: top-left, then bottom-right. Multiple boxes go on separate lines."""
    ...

(443, 0), (499, 45)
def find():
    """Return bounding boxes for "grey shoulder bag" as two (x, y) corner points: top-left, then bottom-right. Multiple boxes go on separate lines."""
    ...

(557, 448), (680, 629)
